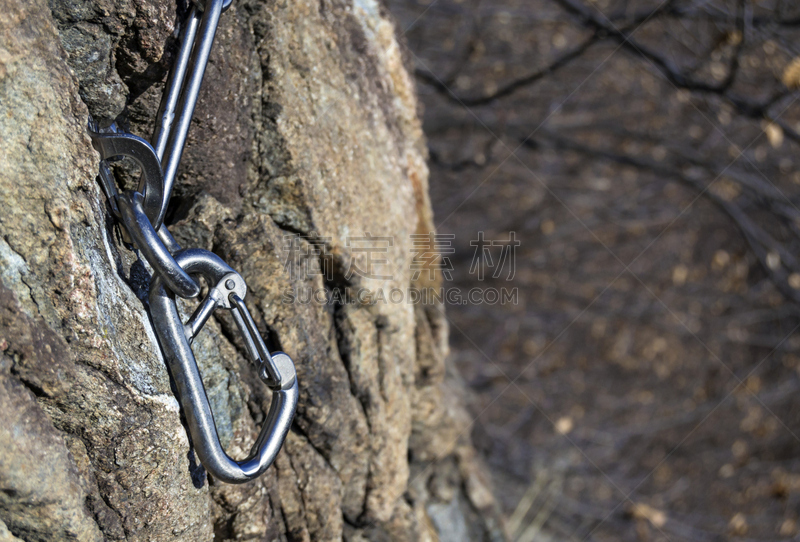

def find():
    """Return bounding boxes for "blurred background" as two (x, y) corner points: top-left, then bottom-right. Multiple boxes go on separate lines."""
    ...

(384, 0), (800, 540)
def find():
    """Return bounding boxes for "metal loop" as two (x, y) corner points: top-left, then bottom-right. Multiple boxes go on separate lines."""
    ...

(149, 249), (298, 483)
(157, 0), (228, 228)
(117, 191), (201, 299)
(152, 6), (200, 161)
(88, 128), (165, 228)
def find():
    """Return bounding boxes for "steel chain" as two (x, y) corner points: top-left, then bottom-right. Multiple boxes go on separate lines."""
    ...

(88, 0), (297, 484)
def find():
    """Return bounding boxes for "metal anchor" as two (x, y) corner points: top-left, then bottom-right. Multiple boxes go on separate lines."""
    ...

(87, 125), (201, 299)
(87, 0), (232, 299)
(87, 0), (298, 484)
(149, 248), (298, 483)
(88, 123), (164, 224)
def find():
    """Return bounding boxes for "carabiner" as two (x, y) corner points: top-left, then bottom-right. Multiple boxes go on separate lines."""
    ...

(86, 0), (298, 485)
(149, 248), (298, 484)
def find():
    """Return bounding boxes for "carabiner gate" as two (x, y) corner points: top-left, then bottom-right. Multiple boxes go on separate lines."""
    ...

(149, 248), (298, 483)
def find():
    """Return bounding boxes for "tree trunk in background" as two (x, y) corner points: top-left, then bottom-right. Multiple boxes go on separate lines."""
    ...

(0, 0), (504, 540)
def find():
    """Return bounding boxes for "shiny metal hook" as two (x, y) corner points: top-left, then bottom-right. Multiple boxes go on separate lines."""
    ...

(85, 0), (297, 485)
(149, 248), (298, 483)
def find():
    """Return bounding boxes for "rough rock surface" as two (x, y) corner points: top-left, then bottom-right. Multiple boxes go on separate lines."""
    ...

(0, 0), (504, 540)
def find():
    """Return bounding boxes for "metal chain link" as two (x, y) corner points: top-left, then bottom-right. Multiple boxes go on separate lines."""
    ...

(88, 0), (297, 484)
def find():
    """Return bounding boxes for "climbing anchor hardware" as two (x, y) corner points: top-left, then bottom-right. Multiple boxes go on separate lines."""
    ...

(87, 0), (297, 484)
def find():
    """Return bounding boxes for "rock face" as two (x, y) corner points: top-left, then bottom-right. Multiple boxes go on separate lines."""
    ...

(0, 0), (503, 540)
